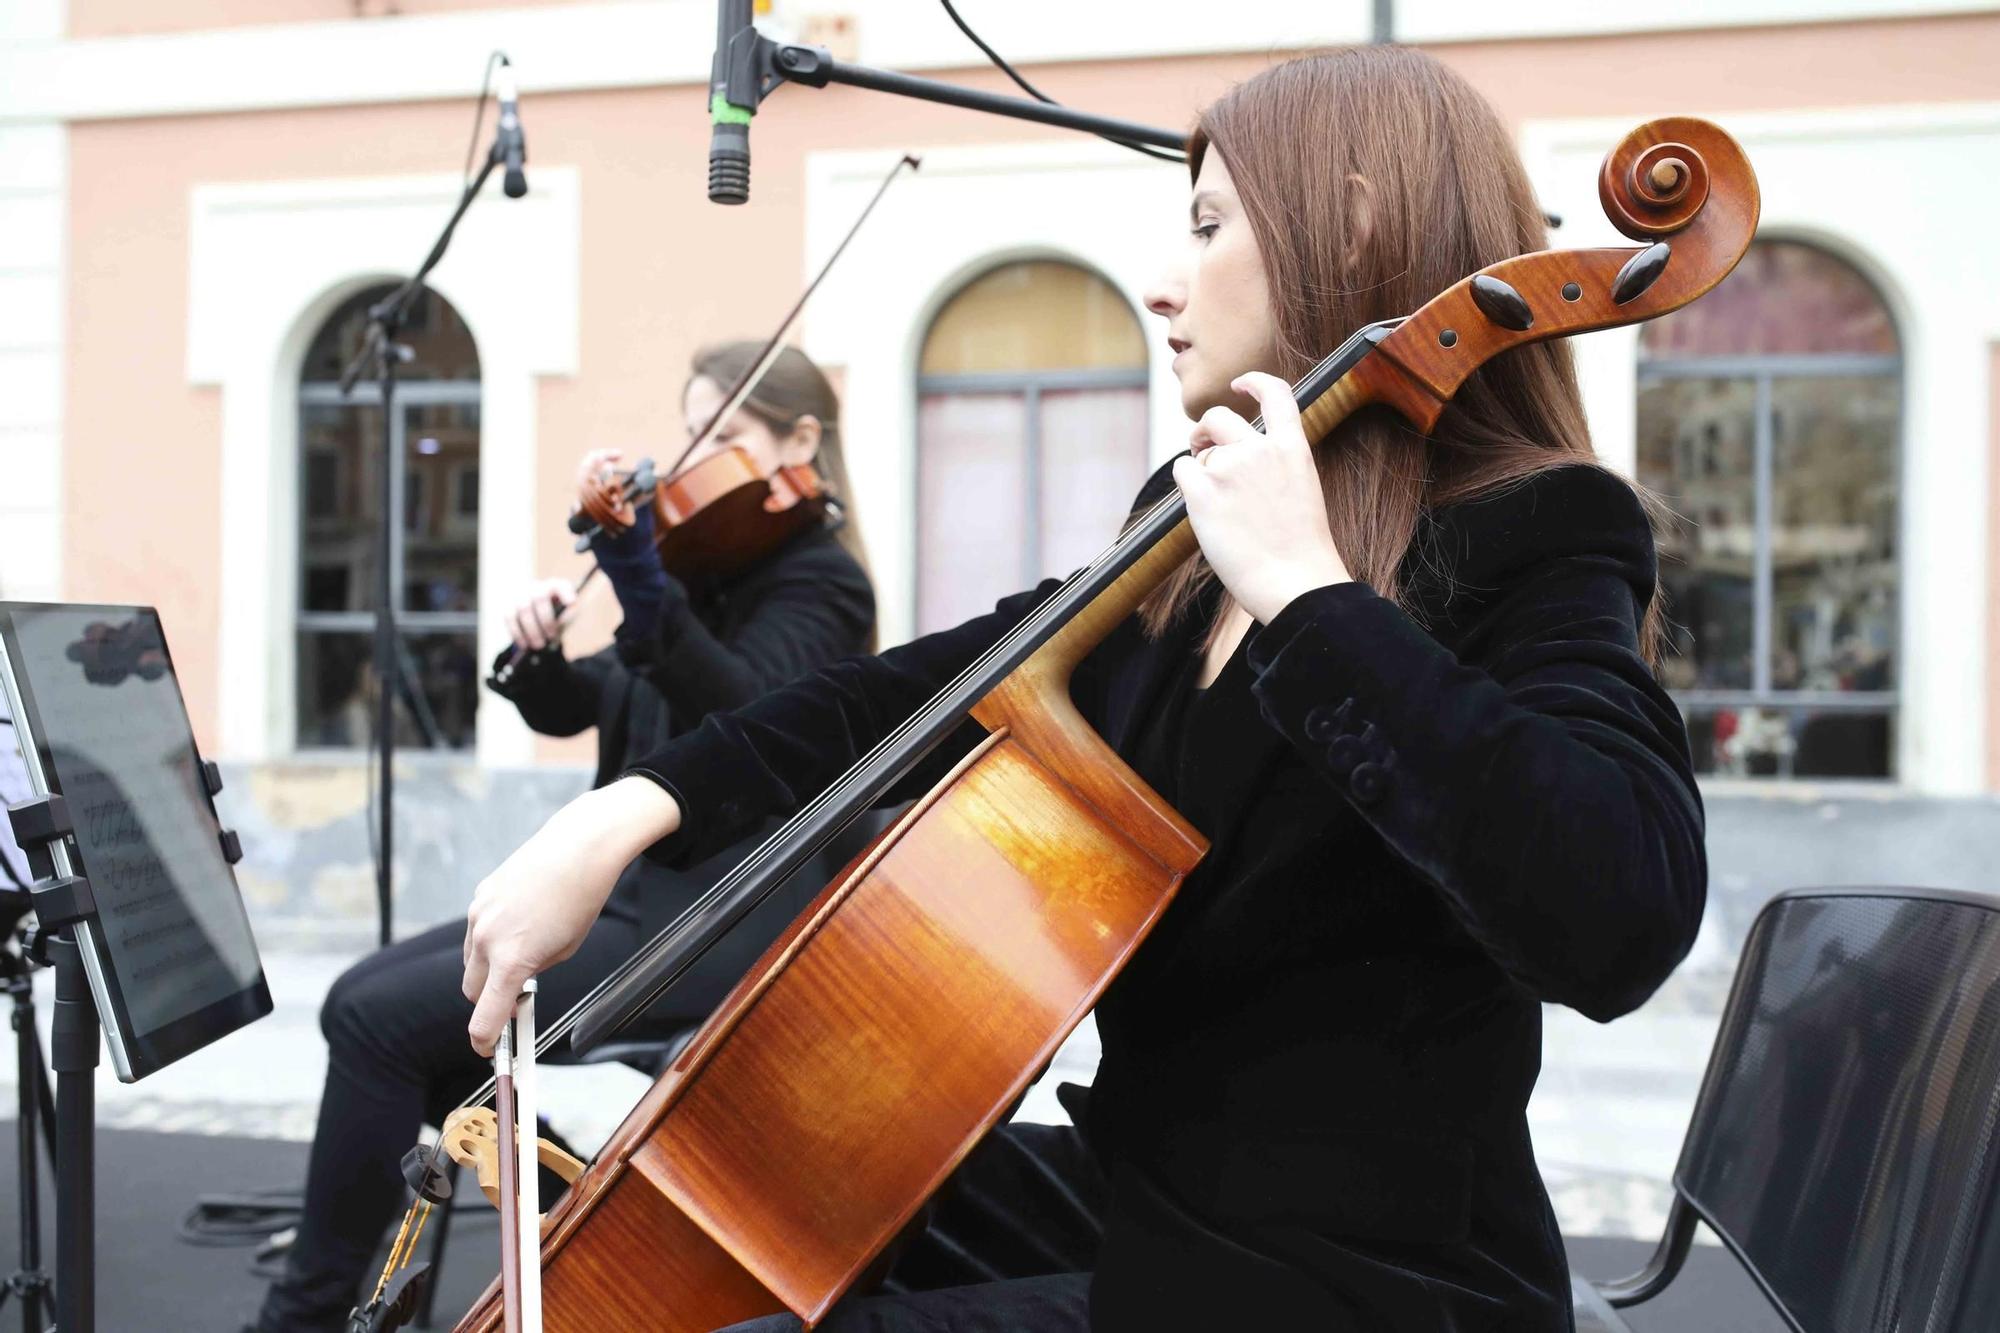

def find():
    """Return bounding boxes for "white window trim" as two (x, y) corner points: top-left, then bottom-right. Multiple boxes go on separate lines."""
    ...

(188, 166), (580, 765)
(0, 118), (65, 602)
(1520, 103), (2000, 796)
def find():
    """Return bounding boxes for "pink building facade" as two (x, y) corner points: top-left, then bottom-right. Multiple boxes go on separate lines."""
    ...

(3, 2), (2000, 931)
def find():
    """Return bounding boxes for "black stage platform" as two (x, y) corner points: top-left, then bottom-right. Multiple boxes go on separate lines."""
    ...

(0, 1126), (1789, 1331)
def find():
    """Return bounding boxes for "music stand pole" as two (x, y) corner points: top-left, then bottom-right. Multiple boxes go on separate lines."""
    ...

(3, 934), (53, 1333)
(47, 929), (95, 1333)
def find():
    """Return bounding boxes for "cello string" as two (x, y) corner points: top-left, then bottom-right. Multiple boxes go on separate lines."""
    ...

(448, 336), (1370, 1117)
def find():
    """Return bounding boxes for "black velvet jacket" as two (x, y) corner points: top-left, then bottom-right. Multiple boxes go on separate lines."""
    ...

(491, 528), (874, 942)
(627, 464), (1706, 1330)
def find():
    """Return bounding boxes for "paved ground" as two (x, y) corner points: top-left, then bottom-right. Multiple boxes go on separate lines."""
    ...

(0, 1128), (1790, 1333)
(0, 936), (1719, 1250)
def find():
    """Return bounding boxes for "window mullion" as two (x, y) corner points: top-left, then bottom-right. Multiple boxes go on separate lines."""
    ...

(389, 401), (407, 632)
(1024, 384), (1043, 588)
(1752, 374), (1775, 698)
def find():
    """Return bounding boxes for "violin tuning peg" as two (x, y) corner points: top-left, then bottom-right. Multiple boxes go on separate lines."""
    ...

(1468, 274), (1534, 331)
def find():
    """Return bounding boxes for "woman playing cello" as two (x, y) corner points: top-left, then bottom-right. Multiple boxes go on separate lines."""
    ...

(461, 47), (1706, 1330)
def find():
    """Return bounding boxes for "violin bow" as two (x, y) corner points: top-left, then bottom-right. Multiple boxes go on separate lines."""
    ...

(489, 152), (922, 686)
(493, 981), (542, 1333)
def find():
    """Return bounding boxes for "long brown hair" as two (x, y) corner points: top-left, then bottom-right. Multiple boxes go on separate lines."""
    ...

(688, 341), (872, 581)
(1138, 46), (1661, 661)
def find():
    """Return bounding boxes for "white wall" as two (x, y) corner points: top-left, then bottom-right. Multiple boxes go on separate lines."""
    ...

(187, 167), (581, 764)
(0, 0), (68, 602)
(1522, 103), (2000, 795)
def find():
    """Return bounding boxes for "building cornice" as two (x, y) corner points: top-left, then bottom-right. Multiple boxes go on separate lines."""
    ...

(3, 0), (1993, 125)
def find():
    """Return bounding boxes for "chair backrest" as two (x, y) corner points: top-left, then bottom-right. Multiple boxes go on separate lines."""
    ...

(1674, 888), (2000, 1332)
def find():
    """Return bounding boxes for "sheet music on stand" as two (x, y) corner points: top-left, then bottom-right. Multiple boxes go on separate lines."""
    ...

(0, 692), (33, 894)
(0, 603), (270, 1080)
(0, 602), (273, 1333)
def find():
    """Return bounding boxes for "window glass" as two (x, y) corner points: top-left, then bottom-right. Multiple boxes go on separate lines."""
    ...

(300, 402), (383, 614)
(300, 285), (481, 382)
(1636, 377), (1757, 692)
(921, 261), (1148, 375)
(297, 286), (482, 751)
(1640, 240), (1897, 360)
(403, 401), (481, 614)
(1635, 242), (1899, 781)
(914, 262), (1152, 634)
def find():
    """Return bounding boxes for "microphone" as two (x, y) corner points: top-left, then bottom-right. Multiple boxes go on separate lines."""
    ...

(495, 59), (528, 199)
(709, 0), (756, 204)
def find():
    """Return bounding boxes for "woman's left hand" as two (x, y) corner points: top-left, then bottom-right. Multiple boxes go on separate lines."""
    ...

(1172, 372), (1352, 623)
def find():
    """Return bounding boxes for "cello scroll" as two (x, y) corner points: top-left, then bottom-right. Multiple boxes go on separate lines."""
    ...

(1334, 116), (1759, 436)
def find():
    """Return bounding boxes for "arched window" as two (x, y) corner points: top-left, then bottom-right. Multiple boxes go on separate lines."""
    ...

(915, 260), (1150, 632)
(295, 284), (482, 751)
(1636, 240), (1901, 779)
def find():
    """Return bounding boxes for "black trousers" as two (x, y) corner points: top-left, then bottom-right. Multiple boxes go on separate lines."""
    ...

(254, 914), (684, 1330)
(718, 1119), (1107, 1333)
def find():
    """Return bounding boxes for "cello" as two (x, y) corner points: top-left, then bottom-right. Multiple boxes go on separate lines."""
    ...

(432, 117), (1756, 1331)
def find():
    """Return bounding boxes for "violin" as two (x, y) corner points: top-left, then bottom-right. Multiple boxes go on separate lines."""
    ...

(569, 445), (840, 584)
(414, 116), (1759, 1333)
(484, 155), (919, 697)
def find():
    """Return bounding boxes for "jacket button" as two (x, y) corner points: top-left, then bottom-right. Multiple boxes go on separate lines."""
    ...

(1327, 735), (1364, 774)
(1305, 699), (1353, 743)
(1349, 762), (1389, 805)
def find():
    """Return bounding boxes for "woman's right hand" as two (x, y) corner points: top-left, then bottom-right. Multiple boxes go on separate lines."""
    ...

(463, 776), (683, 1055)
(507, 577), (579, 653)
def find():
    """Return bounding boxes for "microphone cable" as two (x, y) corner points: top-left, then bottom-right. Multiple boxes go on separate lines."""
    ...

(938, 0), (1187, 165)
(462, 51), (509, 189)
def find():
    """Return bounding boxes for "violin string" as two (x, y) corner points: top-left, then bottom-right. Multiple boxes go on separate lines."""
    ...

(450, 337), (1368, 1117)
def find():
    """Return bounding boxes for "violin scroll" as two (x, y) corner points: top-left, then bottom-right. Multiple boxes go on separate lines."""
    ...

(569, 458), (658, 550)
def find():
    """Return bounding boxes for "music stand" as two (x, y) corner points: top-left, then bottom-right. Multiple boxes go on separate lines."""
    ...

(0, 603), (270, 1333)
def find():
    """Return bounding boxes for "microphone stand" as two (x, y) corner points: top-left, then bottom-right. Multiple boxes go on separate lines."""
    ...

(707, 0), (1185, 207)
(336, 145), (504, 949)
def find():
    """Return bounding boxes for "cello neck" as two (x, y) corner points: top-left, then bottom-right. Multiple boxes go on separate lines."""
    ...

(563, 323), (1390, 1056)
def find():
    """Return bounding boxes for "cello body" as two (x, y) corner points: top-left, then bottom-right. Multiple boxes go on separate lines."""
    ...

(456, 526), (1209, 1331)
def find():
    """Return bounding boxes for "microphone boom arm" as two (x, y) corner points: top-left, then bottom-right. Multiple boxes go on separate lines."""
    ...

(709, 11), (1186, 196)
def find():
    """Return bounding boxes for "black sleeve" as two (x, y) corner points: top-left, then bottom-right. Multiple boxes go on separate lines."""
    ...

(640, 543), (876, 720)
(1242, 465), (1706, 1023)
(623, 579), (1061, 867)
(485, 644), (609, 738)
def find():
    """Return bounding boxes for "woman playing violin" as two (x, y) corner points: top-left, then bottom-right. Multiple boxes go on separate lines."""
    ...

(461, 46), (1706, 1330)
(249, 343), (876, 1333)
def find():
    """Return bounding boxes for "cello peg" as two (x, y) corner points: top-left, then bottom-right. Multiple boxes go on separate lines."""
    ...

(1468, 275), (1534, 331)
(1612, 241), (1672, 305)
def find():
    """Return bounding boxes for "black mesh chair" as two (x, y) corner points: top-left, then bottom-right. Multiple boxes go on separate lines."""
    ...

(1573, 888), (2000, 1332)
